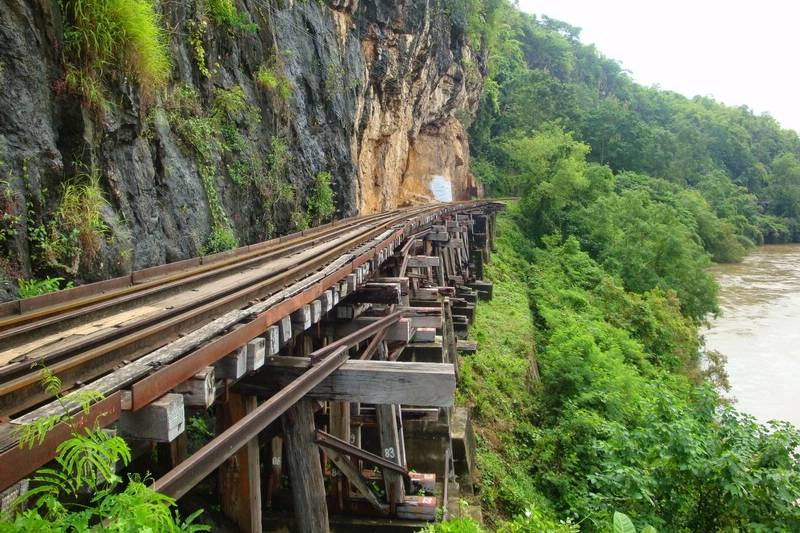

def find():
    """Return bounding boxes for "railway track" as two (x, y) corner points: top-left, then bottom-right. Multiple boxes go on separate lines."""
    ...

(0, 203), (483, 417)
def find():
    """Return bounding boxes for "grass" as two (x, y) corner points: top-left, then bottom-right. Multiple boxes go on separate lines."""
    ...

(29, 170), (110, 275)
(61, 0), (171, 109)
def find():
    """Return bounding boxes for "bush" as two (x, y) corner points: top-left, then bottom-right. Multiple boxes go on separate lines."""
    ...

(255, 64), (292, 100)
(206, 0), (257, 32)
(307, 171), (335, 225)
(0, 368), (208, 532)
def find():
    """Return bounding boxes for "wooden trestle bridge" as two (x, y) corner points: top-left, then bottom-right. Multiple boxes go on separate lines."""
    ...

(0, 200), (502, 532)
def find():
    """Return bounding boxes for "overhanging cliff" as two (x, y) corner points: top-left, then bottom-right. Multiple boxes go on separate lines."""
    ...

(0, 0), (483, 297)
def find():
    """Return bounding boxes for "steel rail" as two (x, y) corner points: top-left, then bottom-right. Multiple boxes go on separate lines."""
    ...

(0, 210), (396, 340)
(0, 205), (446, 413)
(0, 212), (399, 381)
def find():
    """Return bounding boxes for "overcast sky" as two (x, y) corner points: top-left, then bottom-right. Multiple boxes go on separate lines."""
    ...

(516, 0), (800, 132)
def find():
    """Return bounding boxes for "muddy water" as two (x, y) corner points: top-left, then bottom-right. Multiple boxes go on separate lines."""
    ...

(705, 244), (800, 427)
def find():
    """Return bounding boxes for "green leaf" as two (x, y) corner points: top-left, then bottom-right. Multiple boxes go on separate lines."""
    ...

(613, 511), (636, 533)
(641, 526), (658, 533)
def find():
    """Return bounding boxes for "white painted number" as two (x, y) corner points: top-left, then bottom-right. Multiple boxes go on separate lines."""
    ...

(383, 447), (396, 459)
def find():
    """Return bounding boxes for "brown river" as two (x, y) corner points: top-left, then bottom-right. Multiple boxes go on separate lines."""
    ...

(704, 244), (800, 427)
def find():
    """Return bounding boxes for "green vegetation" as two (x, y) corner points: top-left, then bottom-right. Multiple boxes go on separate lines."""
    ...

(451, 207), (800, 532)
(29, 172), (110, 275)
(255, 64), (292, 100)
(0, 368), (207, 532)
(307, 171), (336, 225)
(17, 277), (73, 299)
(470, 1), (800, 251)
(206, 0), (257, 33)
(60, 0), (171, 110)
(442, 14), (800, 527)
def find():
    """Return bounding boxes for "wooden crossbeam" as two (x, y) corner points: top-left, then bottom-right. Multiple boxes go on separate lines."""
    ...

(253, 359), (456, 407)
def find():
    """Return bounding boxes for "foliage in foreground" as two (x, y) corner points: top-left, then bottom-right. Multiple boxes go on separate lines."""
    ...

(459, 209), (800, 531)
(0, 369), (208, 532)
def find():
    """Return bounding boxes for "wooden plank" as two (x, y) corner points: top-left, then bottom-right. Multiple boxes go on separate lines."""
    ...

(310, 299), (323, 324)
(265, 325), (280, 356)
(292, 304), (312, 331)
(214, 347), (247, 380)
(259, 359), (455, 407)
(406, 256), (440, 268)
(278, 316), (292, 345)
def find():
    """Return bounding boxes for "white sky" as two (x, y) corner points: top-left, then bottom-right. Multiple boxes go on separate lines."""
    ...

(516, 0), (800, 132)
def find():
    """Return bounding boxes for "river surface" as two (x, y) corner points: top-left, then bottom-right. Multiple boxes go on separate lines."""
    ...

(705, 244), (800, 427)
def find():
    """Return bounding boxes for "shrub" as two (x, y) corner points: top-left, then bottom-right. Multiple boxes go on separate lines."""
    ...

(60, 0), (171, 108)
(206, 0), (257, 32)
(18, 277), (73, 299)
(307, 171), (335, 225)
(255, 65), (292, 100)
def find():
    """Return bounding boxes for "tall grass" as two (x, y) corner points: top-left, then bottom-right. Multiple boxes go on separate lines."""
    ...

(61, 0), (171, 109)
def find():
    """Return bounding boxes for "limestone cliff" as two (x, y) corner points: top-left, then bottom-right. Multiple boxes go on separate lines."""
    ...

(0, 0), (483, 297)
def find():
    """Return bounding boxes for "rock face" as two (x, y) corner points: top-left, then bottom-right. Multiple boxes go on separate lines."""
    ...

(0, 0), (482, 295)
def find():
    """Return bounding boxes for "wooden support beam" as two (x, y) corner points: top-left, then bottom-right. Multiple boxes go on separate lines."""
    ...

(407, 256), (440, 268)
(214, 347), (247, 380)
(345, 282), (402, 304)
(246, 337), (266, 372)
(266, 436), (283, 507)
(255, 359), (456, 407)
(375, 342), (405, 507)
(329, 400), (351, 502)
(172, 367), (216, 408)
(119, 393), (185, 442)
(281, 333), (329, 532)
(219, 392), (262, 533)
(282, 398), (329, 533)
(325, 448), (386, 513)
